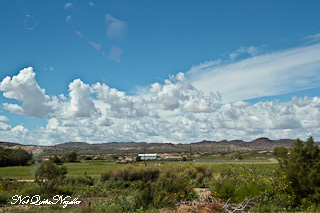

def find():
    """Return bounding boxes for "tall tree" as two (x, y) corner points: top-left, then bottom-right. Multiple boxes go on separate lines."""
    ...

(277, 137), (320, 204)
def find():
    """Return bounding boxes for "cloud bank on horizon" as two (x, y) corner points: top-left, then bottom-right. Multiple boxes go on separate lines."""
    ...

(1, 41), (320, 145)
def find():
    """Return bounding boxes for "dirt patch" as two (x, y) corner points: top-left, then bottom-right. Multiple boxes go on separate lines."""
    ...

(0, 205), (32, 212)
(16, 179), (34, 182)
(176, 203), (223, 213)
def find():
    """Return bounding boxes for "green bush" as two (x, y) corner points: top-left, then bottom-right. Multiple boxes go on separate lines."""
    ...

(100, 164), (206, 209)
(0, 180), (25, 204)
(85, 156), (92, 160)
(211, 165), (268, 203)
(211, 164), (302, 211)
(34, 161), (68, 195)
(65, 151), (77, 162)
(63, 175), (94, 186)
(276, 137), (320, 208)
(111, 155), (119, 160)
(101, 165), (160, 182)
(50, 155), (63, 165)
(214, 178), (236, 202)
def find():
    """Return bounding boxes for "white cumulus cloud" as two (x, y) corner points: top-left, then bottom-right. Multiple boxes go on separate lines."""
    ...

(148, 72), (221, 113)
(66, 79), (97, 118)
(0, 115), (9, 122)
(0, 67), (55, 118)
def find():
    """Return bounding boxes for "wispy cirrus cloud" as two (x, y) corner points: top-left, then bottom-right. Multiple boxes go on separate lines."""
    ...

(229, 46), (260, 60)
(188, 43), (320, 103)
(306, 33), (320, 42)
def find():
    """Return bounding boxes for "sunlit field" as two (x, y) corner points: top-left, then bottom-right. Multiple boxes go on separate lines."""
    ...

(0, 160), (278, 180)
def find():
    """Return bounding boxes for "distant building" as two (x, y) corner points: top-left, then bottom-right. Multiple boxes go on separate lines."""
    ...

(138, 154), (158, 160)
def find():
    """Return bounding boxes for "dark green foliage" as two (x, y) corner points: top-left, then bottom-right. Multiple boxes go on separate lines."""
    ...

(136, 181), (153, 208)
(212, 165), (267, 204)
(111, 155), (118, 160)
(214, 178), (236, 201)
(273, 146), (288, 167)
(136, 155), (142, 162)
(0, 147), (32, 167)
(65, 151), (77, 162)
(50, 155), (63, 165)
(278, 137), (320, 205)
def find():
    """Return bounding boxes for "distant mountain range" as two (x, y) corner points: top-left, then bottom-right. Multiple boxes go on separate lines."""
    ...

(0, 137), (298, 155)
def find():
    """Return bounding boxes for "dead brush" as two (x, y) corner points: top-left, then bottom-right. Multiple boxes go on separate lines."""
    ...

(175, 195), (259, 213)
(177, 202), (223, 213)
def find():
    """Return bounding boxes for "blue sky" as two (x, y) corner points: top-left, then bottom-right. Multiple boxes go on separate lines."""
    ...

(1, 0), (320, 145)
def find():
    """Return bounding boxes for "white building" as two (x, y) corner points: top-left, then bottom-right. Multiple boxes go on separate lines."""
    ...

(138, 154), (158, 160)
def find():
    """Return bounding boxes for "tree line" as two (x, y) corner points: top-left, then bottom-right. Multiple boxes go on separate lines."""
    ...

(0, 147), (79, 167)
(0, 147), (32, 167)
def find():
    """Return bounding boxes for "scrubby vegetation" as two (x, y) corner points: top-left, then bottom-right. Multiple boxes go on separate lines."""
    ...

(34, 161), (68, 195)
(99, 164), (213, 210)
(2, 137), (320, 212)
(211, 136), (320, 212)
(277, 137), (320, 209)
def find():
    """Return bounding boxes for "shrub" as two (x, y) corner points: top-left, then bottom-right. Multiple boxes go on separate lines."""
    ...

(232, 152), (241, 160)
(0, 180), (23, 204)
(63, 175), (94, 186)
(111, 155), (118, 160)
(100, 164), (204, 209)
(85, 156), (92, 160)
(273, 146), (288, 166)
(211, 164), (299, 211)
(50, 155), (63, 165)
(34, 161), (67, 194)
(260, 169), (296, 212)
(101, 165), (160, 182)
(136, 155), (142, 162)
(276, 137), (320, 207)
(214, 178), (236, 202)
(211, 165), (268, 204)
(65, 151), (77, 162)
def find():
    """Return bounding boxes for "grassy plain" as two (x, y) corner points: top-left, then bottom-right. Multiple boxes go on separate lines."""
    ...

(0, 160), (278, 180)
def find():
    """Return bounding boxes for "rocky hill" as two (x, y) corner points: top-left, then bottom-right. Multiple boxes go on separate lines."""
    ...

(0, 137), (297, 155)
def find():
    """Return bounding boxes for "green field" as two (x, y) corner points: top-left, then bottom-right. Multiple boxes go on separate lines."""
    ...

(0, 161), (117, 179)
(0, 160), (278, 180)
